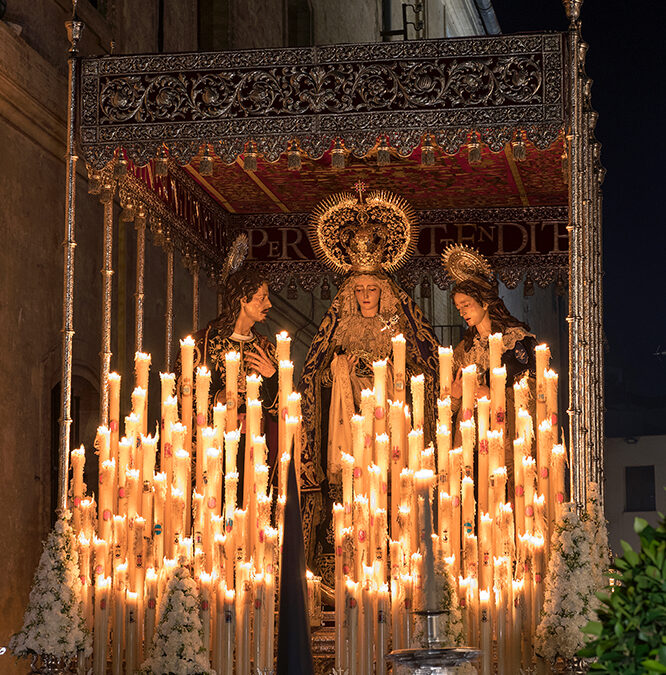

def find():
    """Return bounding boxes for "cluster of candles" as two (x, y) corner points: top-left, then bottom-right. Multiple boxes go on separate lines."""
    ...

(68, 329), (566, 674)
(69, 332), (306, 674)
(331, 335), (566, 674)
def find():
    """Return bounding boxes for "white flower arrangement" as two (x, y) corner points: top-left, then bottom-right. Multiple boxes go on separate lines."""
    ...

(535, 496), (603, 663)
(9, 510), (91, 660)
(585, 481), (611, 593)
(143, 564), (214, 675)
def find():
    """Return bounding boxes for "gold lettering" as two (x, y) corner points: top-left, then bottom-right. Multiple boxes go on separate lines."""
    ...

(280, 227), (308, 260)
(247, 228), (269, 260)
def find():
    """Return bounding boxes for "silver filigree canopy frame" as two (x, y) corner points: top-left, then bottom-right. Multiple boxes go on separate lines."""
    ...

(79, 33), (565, 168)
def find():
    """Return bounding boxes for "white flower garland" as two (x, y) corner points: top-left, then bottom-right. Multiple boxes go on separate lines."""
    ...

(9, 511), (91, 660)
(143, 564), (214, 675)
(535, 492), (607, 663)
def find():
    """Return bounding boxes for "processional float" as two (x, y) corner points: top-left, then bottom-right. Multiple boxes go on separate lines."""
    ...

(13, 0), (607, 672)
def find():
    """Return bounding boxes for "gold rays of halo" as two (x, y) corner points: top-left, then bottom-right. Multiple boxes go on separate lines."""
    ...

(441, 243), (494, 285)
(308, 189), (419, 274)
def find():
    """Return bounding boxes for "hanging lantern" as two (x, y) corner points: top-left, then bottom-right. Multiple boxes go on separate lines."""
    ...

(87, 168), (102, 195)
(320, 276), (331, 301)
(120, 198), (135, 222)
(377, 139), (391, 166)
(523, 276), (534, 297)
(287, 142), (302, 171)
(199, 145), (214, 176)
(511, 132), (527, 162)
(421, 136), (435, 166)
(243, 143), (258, 172)
(287, 276), (298, 300)
(154, 147), (168, 177)
(420, 276), (432, 299)
(114, 154), (128, 179)
(468, 133), (482, 165)
(331, 139), (346, 169)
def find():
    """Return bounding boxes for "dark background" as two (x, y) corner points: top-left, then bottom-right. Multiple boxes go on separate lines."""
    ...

(493, 0), (666, 437)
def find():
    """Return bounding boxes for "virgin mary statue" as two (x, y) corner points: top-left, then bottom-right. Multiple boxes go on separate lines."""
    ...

(298, 186), (441, 586)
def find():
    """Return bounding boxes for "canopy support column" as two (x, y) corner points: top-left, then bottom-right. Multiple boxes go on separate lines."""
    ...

(58, 17), (83, 512)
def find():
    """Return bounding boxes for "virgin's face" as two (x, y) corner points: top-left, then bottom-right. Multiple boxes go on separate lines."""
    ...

(454, 292), (488, 329)
(354, 275), (381, 317)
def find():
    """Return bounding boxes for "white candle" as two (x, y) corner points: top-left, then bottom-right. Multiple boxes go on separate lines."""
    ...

(392, 334), (407, 403)
(438, 346), (453, 399)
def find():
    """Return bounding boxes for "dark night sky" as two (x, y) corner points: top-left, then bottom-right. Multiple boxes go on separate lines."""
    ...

(493, 0), (666, 436)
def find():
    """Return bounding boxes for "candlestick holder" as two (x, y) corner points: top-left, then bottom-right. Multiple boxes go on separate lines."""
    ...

(387, 609), (480, 674)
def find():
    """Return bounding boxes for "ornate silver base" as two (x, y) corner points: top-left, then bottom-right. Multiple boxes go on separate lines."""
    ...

(386, 646), (480, 674)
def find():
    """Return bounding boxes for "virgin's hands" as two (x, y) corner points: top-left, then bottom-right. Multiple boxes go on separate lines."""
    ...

(451, 367), (463, 399)
(245, 344), (276, 378)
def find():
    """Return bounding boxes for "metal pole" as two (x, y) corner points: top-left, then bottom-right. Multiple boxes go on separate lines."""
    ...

(58, 17), (83, 512)
(134, 205), (147, 353)
(99, 179), (116, 425)
(165, 241), (175, 372)
(192, 260), (200, 332)
(565, 11), (586, 507)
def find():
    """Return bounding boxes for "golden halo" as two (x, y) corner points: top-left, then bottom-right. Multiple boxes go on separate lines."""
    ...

(441, 244), (494, 285)
(309, 189), (418, 274)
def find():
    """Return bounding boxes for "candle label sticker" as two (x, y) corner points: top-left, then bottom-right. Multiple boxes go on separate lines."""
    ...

(540, 467), (549, 479)
(365, 434), (373, 447)
(453, 496), (460, 507)
(358, 530), (366, 543)
(100, 598), (107, 610)
(556, 492), (564, 503)
(395, 379), (404, 391)
(110, 420), (118, 432)
(73, 496), (81, 507)
(95, 564), (103, 574)
(196, 413), (205, 426)
(226, 518), (233, 531)
(551, 413), (558, 425)
(164, 442), (172, 457)
(535, 573), (542, 583)
(525, 505), (534, 517)
(464, 521), (473, 535)
(103, 509), (112, 521)
(479, 439), (489, 454)
(375, 407), (385, 420)
(462, 409), (473, 421)
(378, 609), (386, 623)
(496, 409), (505, 423)
(154, 524), (162, 536)
(225, 611), (233, 623)
(353, 468), (362, 479)
(181, 382), (192, 396)
(392, 446), (401, 460)
(148, 599), (156, 609)
(202, 600), (210, 610)
(136, 554), (143, 568)
(516, 485), (524, 497)
(208, 497), (217, 509)
(227, 396), (236, 410)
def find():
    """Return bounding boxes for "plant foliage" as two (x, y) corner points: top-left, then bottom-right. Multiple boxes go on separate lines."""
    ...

(580, 514), (666, 673)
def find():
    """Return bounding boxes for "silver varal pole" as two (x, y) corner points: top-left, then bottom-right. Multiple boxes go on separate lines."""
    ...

(58, 16), (83, 512)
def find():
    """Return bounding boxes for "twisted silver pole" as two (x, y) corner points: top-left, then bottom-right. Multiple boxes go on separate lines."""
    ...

(58, 17), (83, 512)
(99, 180), (116, 426)
(134, 205), (147, 353)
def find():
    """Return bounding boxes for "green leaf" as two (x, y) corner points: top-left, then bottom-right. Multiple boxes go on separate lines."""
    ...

(583, 621), (603, 636)
(635, 518), (650, 534)
(642, 660), (666, 673)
